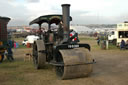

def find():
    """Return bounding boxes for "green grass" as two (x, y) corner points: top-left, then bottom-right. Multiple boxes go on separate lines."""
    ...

(13, 37), (24, 41)
(18, 45), (28, 49)
(0, 56), (55, 85)
(93, 43), (119, 50)
(93, 45), (100, 49)
(79, 37), (95, 41)
(108, 44), (119, 50)
(0, 59), (33, 85)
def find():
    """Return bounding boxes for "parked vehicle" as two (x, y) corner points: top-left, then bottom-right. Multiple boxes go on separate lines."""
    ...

(108, 22), (128, 46)
(22, 35), (39, 45)
(0, 16), (10, 63)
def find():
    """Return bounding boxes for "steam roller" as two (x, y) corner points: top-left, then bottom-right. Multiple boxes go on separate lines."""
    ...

(30, 4), (94, 79)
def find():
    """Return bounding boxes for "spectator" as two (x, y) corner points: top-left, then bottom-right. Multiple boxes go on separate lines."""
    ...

(126, 40), (128, 45)
(14, 41), (16, 49)
(120, 39), (125, 50)
(125, 40), (128, 49)
(14, 41), (18, 51)
(97, 36), (100, 45)
(16, 42), (19, 48)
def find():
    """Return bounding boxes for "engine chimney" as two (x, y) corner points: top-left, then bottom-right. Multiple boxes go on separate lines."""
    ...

(61, 4), (70, 43)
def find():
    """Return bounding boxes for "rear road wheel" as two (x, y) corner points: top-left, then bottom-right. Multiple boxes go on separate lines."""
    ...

(33, 40), (46, 69)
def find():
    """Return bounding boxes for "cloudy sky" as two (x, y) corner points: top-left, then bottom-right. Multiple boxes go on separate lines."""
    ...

(0, 0), (128, 26)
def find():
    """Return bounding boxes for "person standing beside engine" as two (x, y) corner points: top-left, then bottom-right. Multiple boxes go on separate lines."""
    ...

(6, 40), (14, 61)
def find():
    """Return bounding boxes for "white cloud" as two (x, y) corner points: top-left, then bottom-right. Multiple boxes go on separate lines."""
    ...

(1, 0), (128, 25)
(27, 0), (40, 3)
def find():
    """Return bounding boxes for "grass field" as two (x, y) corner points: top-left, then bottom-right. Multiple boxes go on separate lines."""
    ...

(0, 36), (128, 85)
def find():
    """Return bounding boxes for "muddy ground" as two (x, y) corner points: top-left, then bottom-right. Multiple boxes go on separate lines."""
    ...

(0, 36), (128, 85)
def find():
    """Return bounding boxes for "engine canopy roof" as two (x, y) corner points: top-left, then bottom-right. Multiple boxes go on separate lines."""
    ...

(29, 14), (72, 25)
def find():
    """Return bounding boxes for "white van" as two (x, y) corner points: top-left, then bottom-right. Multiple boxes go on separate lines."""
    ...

(108, 22), (128, 46)
(22, 35), (39, 45)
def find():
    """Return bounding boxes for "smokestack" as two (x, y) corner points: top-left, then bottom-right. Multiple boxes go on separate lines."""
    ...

(61, 4), (70, 43)
(61, 4), (70, 32)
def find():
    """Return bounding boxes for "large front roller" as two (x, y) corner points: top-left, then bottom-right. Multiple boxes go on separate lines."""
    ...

(33, 40), (46, 69)
(56, 48), (93, 79)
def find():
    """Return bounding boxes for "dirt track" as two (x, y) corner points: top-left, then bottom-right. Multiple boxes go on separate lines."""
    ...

(0, 38), (128, 85)
(92, 50), (128, 85)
